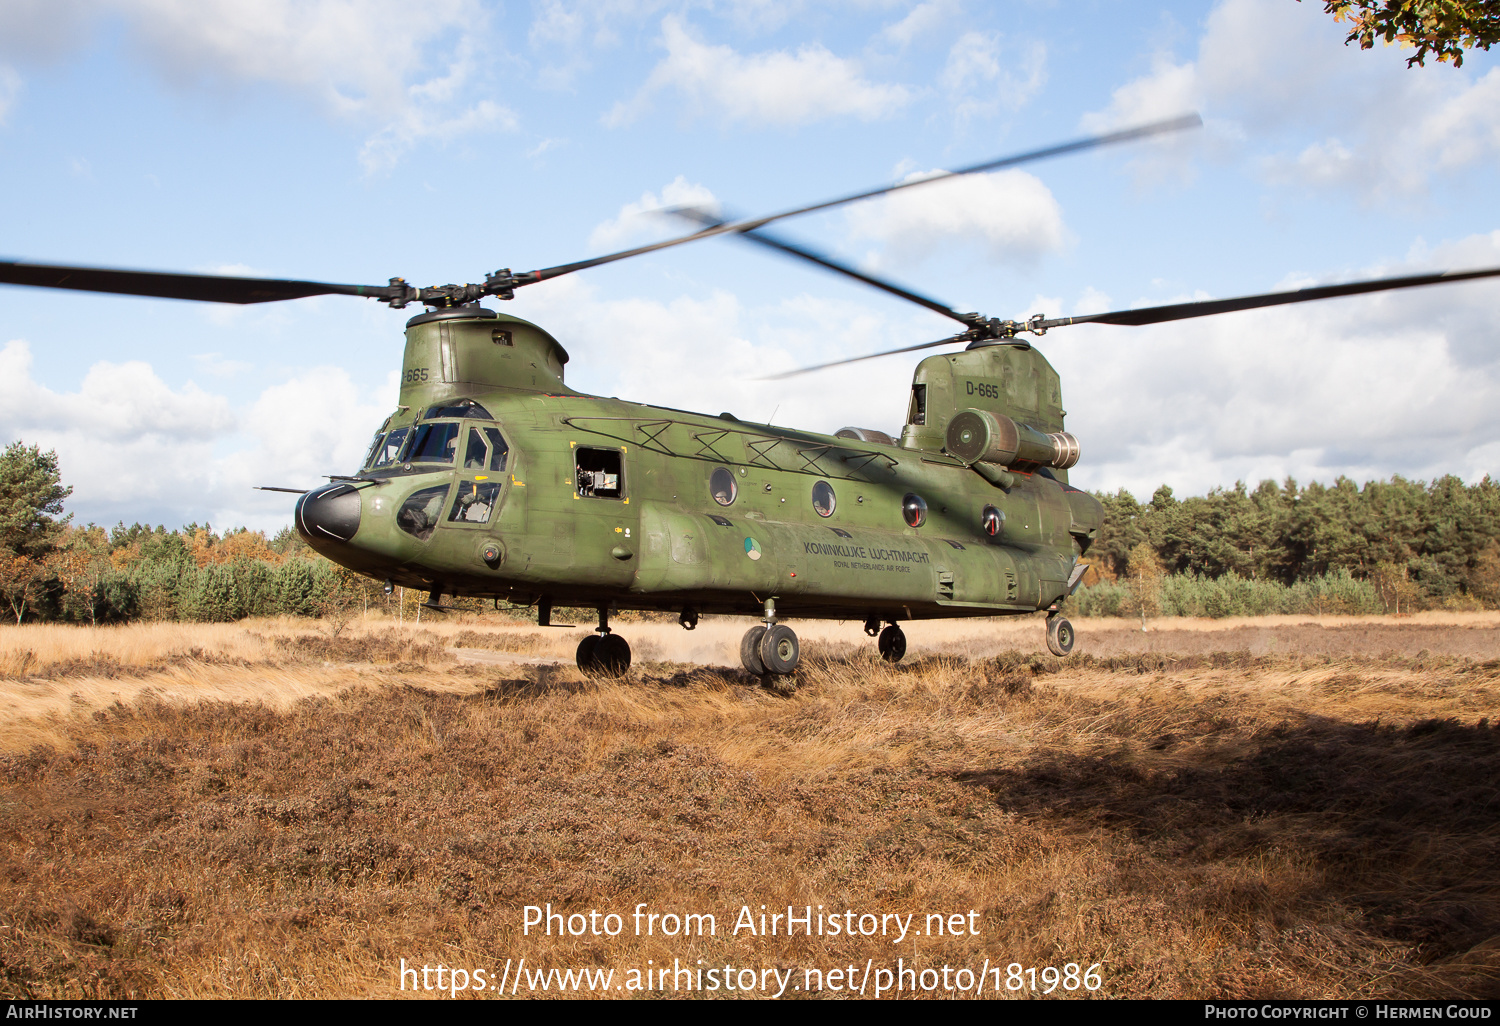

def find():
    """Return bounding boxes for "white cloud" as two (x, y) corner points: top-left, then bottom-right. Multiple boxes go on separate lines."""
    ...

(0, 341), (233, 508)
(844, 168), (1067, 267)
(359, 98), (517, 175)
(940, 30), (1045, 124)
(0, 340), (388, 532)
(1082, 54), (1197, 133)
(881, 0), (958, 48)
(0, 0), (513, 171)
(114, 0), (479, 111)
(588, 176), (721, 250)
(605, 15), (913, 128)
(526, 137), (566, 159)
(514, 274), (942, 439)
(1059, 232), (1500, 497)
(529, 0), (588, 48)
(1084, 0), (1500, 197)
(245, 367), (389, 487)
(0, 1), (97, 62)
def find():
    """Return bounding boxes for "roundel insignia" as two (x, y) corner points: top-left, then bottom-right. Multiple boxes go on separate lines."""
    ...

(744, 537), (762, 560)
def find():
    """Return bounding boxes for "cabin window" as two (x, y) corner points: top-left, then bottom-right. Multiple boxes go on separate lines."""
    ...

(982, 505), (1004, 537)
(405, 422), (461, 465)
(902, 493), (928, 528)
(576, 447), (623, 498)
(448, 480), (502, 524)
(371, 427), (410, 468)
(908, 384), (927, 426)
(811, 480), (836, 517)
(397, 485), (450, 541)
(710, 467), (737, 506)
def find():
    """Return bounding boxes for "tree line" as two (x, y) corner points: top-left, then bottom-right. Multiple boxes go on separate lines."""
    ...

(1081, 476), (1500, 615)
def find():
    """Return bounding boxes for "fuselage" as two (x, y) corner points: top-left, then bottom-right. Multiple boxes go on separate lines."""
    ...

(295, 307), (1102, 621)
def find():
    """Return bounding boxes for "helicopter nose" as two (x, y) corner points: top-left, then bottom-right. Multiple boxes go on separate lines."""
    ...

(296, 483), (362, 543)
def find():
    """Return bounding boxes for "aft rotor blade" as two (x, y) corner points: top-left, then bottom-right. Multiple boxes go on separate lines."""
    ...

(762, 332), (973, 380)
(1035, 265), (1500, 330)
(668, 206), (974, 327)
(0, 261), (397, 305)
(515, 113), (1202, 288)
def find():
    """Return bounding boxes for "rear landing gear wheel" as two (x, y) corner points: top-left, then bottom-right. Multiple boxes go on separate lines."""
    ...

(1046, 616), (1075, 657)
(595, 633), (632, 676)
(740, 625), (768, 675)
(759, 624), (800, 675)
(576, 634), (600, 672)
(877, 624), (906, 663)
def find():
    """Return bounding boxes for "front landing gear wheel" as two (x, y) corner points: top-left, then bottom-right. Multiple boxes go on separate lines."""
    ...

(877, 624), (906, 663)
(759, 624), (800, 675)
(595, 633), (631, 676)
(1046, 616), (1075, 657)
(740, 626), (768, 675)
(576, 634), (600, 672)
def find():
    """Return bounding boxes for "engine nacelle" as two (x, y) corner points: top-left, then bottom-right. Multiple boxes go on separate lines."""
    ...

(944, 408), (1080, 470)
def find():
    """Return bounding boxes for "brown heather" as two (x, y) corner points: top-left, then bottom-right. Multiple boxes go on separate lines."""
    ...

(0, 614), (1497, 1000)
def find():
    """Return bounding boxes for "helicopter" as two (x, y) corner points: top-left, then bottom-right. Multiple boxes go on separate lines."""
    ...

(5, 114), (1500, 678)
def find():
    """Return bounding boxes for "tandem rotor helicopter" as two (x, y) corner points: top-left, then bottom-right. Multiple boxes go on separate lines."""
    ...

(6, 114), (1500, 677)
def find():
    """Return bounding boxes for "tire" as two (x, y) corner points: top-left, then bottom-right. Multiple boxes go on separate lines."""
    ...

(595, 633), (632, 676)
(877, 624), (906, 663)
(576, 634), (600, 672)
(740, 625), (768, 675)
(1046, 616), (1075, 657)
(759, 624), (800, 675)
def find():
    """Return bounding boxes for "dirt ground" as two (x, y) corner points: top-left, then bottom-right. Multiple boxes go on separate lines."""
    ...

(0, 613), (1496, 999)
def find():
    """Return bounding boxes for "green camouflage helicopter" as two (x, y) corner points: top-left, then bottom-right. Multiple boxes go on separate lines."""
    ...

(6, 115), (1500, 678)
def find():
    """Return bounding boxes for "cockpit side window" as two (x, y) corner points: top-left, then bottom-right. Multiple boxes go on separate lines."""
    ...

(462, 426), (511, 472)
(396, 485), (450, 540)
(482, 427), (509, 472)
(463, 429), (488, 469)
(448, 481), (502, 524)
(405, 422), (461, 464)
(372, 427), (410, 468)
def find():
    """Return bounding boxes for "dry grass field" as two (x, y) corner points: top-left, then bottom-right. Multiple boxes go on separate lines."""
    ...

(1, 612), (1497, 1000)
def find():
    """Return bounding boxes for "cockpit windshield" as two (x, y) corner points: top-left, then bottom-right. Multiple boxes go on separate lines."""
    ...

(364, 416), (511, 473)
(367, 427), (410, 469)
(405, 422), (462, 465)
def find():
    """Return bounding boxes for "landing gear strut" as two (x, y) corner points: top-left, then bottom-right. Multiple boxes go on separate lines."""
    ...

(576, 605), (632, 677)
(741, 598), (800, 676)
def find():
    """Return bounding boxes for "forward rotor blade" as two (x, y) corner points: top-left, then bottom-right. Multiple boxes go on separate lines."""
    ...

(0, 261), (395, 305)
(667, 206), (974, 327)
(515, 113), (1202, 289)
(762, 332), (972, 380)
(1035, 264), (1500, 330)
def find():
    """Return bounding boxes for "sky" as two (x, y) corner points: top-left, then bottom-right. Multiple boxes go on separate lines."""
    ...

(2, 0), (1499, 533)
